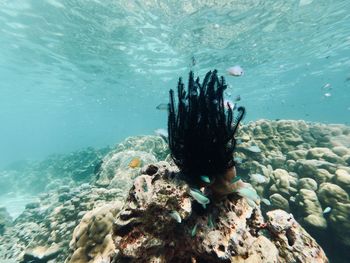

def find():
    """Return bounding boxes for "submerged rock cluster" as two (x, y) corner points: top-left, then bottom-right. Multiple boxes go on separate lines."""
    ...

(110, 162), (327, 262)
(67, 203), (122, 262)
(94, 135), (168, 188)
(0, 183), (125, 262)
(0, 147), (110, 196)
(234, 120), (350, 252)
(0, 136), (167, 262)
(0, 120), (349, 262)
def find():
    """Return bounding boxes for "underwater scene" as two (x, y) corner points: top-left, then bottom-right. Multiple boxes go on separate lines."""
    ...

(0, 0), (350, 262)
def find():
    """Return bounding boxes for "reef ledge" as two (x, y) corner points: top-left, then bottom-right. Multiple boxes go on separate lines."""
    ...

(69, 162), (328, 263)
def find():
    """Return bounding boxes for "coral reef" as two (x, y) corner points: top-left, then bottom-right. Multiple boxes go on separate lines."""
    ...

(115, 135), (169, 161)
(112, 162), (328, 262)
(234, 119), (350, 261)
(0, 183), (125, 262)
(0, 135), (168, 262)
(20, 244), (61, 263)
(0, 147), (110, 196)
(94, 150), (156, 187)
(67, 203), (122, 263)
(94, 135), (168, 187)
(0, 206), (12, 235)
(1, 120), (349, 262)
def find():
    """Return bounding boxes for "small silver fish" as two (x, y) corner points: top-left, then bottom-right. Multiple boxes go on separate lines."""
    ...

(207, 214), (214, 228)
(231, 176), (241, 183)
(191, 90), (198, 96)
(261, 198), (271, 206)
(247, 145), (261, 153)
(234, 157), (243, 164)
(246, 198), (256, 208)
(190, 188), (210, 209)
(156, 103), (169, 110)
(224, 99), (236, 110)
(225, 91), (232, 97)
(322, 83), (331, 89)
(170, 210), (182, 223)
(154, 128), (168, 141)
(233, 95), (241, 102)
(200, 175), (211, 183)
(191, 223), (198, 237)
(191, 56), (196, 67)
(323, 207), (331, 214)
(324, 92), (331, 97)
(227, 65), (244, 77)
(250, 173), (266, 184)
(237, 187), (259, 202)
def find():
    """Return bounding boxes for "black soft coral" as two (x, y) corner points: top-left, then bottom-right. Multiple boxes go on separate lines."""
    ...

(168, 70), (245, 185)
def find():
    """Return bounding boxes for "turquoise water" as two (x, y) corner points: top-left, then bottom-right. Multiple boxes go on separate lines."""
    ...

(0, 1), (350, 262)
(0, 0), (349, 167)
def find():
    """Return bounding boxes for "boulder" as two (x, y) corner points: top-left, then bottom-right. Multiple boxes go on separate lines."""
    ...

(298, 178), (318, 191)
(295, 159), (337, 178)
(332, 146), (349, 157)
(111, 163), (328, 262)
(0, 207), (12, 235)
(115, 135), (169, 160)
(270, 193), (290, 212)
(266, 210), (327, 262)
(334, 169), (350, 193)
(318, 183), (349, 207)
(67, 202), (122, 263)
(286, 150), (307, 161)
(343, 154), (350, 166)
(272, 169), (291, 196)
(306, 148), (334, 160)
(329, 202), (350, 247)
(295, 189), (326, 230)
(95, 150), (157, 187)
(314, 169), (334, 184)
(21, 244), (61, 263)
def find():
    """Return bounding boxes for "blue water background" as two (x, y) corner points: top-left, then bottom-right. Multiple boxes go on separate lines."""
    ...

(0, 0), (350, 167)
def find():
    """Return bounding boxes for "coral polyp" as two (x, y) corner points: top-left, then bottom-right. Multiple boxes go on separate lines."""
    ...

(168, 70), (245, 185)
